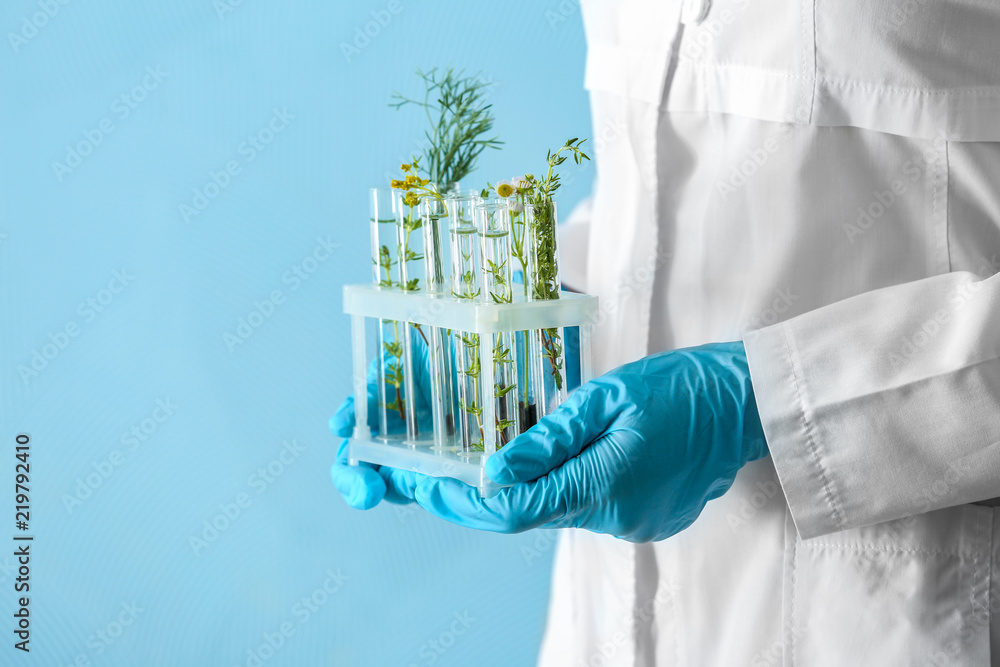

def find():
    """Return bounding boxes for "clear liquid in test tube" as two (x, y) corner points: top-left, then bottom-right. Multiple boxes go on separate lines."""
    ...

(450, 197), (484, 452)
(369, 187), (408, 438)
(476, 199), (520, 449)
(422, 195), (458, 448)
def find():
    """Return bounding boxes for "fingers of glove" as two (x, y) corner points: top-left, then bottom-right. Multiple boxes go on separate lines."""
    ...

(330, 462), (388, 510)
(485, 380), (620, 485)
(333, 437), (417, 506)
(329, 382), (381, 439)
(330, 438), (386, 509)
(413, 474), (567, 533)
(380, 466), (422, 505)
(330, 396), (356, 438)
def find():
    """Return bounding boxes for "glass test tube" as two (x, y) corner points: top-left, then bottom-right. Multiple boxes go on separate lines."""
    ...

(451, 197), (484, 452)
(506, 193), (537, 432)
(476, 199), (519, 449)
(395, 190), (428, 442)
(422, 195), (457, 448)
(525, 200), (567, 419)
(369, 187), (407, 437)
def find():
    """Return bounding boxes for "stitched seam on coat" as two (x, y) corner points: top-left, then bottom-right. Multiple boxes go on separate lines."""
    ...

(820, 75), (1000, 97)
(800, 542), (958, 557)
(972, 510), (989, 617)
(674, 58), (807, 80)
(789, 536), (799, 667)
(932, 143), (940, 276)
(943, 141), (952, 273)
(984, 511), (993, 613)
(782, 325), (847, 532)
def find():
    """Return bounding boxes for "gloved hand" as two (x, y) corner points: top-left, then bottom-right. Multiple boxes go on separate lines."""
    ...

(329, 325), (434, 509)
(411, 341), (769, 542)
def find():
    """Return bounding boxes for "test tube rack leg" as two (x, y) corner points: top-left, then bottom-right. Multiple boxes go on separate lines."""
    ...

(344, 284), (598, 497)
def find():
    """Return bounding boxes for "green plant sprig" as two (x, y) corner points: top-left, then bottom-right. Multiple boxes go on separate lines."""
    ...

(526, 138), (590, 204)
(524, 139), (590, 392)
(383, 322), (406, 419)
(391, 67), (503, 187)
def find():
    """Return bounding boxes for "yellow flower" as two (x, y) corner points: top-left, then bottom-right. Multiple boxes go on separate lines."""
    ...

(496, 183), (514, 197)
(390, 179), (405, 189)
(405, 174), (419, 185)
(400, 163), (412, 171)
(403, 192), (419, 207)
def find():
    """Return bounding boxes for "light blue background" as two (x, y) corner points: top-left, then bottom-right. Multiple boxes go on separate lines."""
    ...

(1, 1), (593, 665)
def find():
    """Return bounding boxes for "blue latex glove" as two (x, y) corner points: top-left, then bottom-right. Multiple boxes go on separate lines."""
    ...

(329, 326), (434, 509)
(411, 341), (769, 542)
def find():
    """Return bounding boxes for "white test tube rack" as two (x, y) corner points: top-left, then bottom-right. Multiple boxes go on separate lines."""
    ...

(344, 283), (598, 497)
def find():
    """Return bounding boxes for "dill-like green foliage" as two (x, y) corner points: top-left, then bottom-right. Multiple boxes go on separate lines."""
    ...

(390, 67), (503, 187)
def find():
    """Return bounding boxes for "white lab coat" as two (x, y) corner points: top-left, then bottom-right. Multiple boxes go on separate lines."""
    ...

(540, 1), (1000, 665)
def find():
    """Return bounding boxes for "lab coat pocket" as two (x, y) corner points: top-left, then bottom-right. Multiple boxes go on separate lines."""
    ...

(781, 504), (993, 667)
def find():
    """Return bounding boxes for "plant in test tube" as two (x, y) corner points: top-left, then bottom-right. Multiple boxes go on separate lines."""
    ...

(479, 200), (519, 446)
(392, 159), (442, 345)
(370, 187), (408, 426)
(452, 218), (485, 452)
(521, 139), (590, 392)
(390, 67), (503, 186)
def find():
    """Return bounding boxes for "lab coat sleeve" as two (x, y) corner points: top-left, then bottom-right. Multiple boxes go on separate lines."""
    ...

(743, 269), (1000, 539)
